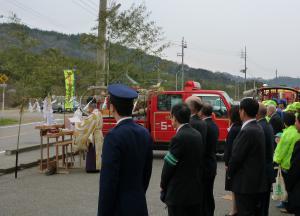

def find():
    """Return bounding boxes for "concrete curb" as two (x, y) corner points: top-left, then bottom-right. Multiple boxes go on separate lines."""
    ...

(0, 152), (78, 175)
(0, 159), (40, 175)
(5, 140), (72, 155)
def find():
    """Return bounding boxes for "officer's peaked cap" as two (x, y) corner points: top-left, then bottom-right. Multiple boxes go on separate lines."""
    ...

(108, 84), (138, 100)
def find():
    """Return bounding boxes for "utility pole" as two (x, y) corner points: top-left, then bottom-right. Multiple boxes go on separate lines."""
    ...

(106, 35), (110, 86)
(1, 84), (5, 115)
(155, 59), (161, 84)
(235, 80), (237, 100)
(177, 37), (187, 90)
(240, 46), (247, 92)
(237, 81), (240, 100)
(275, 69), (278, 80)
(175, 70), (181, 91)
(96, 0), (107, 87)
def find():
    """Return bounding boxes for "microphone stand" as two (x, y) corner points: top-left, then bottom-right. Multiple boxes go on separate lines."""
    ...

(15, 99), (25, 179)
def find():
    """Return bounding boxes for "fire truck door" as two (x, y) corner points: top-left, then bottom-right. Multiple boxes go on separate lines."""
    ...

(152, 94), (183, 142)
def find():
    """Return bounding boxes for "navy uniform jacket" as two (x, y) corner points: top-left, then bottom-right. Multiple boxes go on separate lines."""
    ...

(98, 119), (153, 216)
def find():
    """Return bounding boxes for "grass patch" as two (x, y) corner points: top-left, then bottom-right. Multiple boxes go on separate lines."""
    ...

(0, 118), (18, 126)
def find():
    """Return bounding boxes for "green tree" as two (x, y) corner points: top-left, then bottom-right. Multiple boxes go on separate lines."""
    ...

(81, 3), (169, 85)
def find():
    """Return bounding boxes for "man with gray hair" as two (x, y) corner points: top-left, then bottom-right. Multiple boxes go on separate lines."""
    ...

(185, 95), (207, 146)
(267, 104), (284, 136)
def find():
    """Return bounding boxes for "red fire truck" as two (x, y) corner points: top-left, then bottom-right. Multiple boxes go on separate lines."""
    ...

(101, 81), (233, 152)
(244, 86), (300, 103)
(258, 86), (300, 103)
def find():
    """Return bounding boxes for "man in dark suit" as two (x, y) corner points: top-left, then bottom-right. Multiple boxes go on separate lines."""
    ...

(185, 95), (207, 146)
(256, 103), (275, 216)
(161, 103), (205, 216)
(267, 104), (284, 135)
(228, 98), (268, 216)
(286, 113), (300, 216)
(200, 103), (219, 216)
(98, 84), (153, 216)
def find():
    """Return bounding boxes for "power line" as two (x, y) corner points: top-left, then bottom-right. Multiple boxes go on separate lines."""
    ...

(247, 57), (275, 75)
(13, 0), (69, 29)
(80, 0), (98, 10)
(87, 0), (98, 7)
(6, 0), (69, 30)
(72, 0), (97, 17)
(78, 0), (98, 13)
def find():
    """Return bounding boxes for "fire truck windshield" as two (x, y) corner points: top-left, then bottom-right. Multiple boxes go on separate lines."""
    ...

(222, 92), (234, 105)
(157, 94), (183, 111)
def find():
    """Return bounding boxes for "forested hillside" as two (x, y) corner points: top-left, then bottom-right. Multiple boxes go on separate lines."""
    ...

(0, 23), (298, 106)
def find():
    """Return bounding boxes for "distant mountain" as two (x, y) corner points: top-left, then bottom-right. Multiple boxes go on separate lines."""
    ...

(0, 23), (95, 60)
(0, 23), (299, 92)
(264, 77), (300, 88)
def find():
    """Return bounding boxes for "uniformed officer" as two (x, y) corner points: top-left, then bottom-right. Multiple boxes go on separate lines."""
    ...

(98, 84), (153, 216)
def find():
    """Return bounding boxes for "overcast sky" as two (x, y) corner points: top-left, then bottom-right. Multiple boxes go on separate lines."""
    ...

(1, 0), (299, 79)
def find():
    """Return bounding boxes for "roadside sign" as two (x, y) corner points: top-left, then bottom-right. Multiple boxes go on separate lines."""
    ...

(0, 74), (8, 83)
(0, 84), (7, 88)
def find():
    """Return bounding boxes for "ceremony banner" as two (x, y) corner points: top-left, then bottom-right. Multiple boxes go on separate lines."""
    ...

(64, 69), (75, 110)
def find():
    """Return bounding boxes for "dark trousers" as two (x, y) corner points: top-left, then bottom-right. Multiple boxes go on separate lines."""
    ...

(260, 187), (271, 216)
(168, 204), (202, 216)
(86, 143), (98, 173)
(235, 193), (263, 216)
(203, 174), (216, 216)
(260, 191), (270, 216)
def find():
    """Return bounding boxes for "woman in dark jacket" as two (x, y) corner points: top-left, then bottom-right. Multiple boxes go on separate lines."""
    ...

(224, 105), (242, 216)
(286, 113), (300, 216)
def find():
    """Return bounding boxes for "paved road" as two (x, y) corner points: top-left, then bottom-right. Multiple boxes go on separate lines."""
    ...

(0, 111), (66, 151)
(0, 123), (41, 151)
(0, 155), (284, 216)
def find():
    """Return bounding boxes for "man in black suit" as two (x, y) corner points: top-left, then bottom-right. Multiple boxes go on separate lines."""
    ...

(286, 113), (300, 216)
(185, 95), (207, 146)
(160, 103), (205, 216)
(228, 98), (268, 216)
(267, 104), (284, 136)
(256, 103), (275, 216)
(200, 103), (219, 216)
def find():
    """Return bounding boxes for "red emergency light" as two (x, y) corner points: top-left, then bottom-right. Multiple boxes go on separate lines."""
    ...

(184, 81), (201, 91)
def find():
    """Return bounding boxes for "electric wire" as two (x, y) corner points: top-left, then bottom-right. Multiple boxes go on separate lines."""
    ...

(6, 0), (69, 31)
(72, 0), (97, 17)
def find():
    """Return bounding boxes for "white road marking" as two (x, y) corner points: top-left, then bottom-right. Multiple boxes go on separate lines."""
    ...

(0, 119), (63, 129)
(0, 121), (43, 129)
(0, 150), (6, 154)
(0, 132), (34, 140)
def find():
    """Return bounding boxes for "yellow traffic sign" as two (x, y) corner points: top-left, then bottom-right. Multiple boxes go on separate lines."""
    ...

(0, 74), (8, 84)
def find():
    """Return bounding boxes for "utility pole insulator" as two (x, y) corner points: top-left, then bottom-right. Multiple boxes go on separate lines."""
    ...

(177, 37), (187, 90)
(240, 46), (247, 92)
